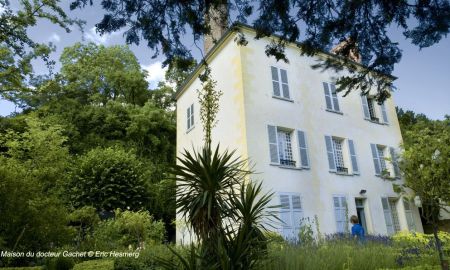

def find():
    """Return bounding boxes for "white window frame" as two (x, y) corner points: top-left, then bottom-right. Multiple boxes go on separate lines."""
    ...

(186, 104), (194, 132)
(278, 129), (295, 166)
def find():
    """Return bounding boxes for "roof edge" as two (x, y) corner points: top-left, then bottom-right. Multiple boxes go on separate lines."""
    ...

(175, 23), (397, 100)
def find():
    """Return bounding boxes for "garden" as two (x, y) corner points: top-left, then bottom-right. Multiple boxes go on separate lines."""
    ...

(1, 228), (449, 270)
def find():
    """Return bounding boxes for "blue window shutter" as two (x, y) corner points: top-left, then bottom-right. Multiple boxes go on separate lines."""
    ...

(280, 69), (290, 99)
(330, 84), (340, 112)
(325, 136), (336, 171)
(297, 130), (310, 168)
(381, 103), (389, 123)
(268, 125), (279, 163)
(190, 104), (194, 127)
(370, 143), (381, 175)
(271, 66), (281, 97)
(323, 82), (333, 110)
(361, 95), (370, 119)
(348, 139), (359, 175)
(390, 147), (401, 178)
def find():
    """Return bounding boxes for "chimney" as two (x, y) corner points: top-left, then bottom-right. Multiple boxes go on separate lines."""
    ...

(204, 1), (228, 53)
(331, 37), (362, 63)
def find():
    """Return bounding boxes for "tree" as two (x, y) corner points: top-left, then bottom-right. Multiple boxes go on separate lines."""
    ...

(0, 116), (73, 264)
(0, 0), (81, 101)
(399, 118), (450, 270)
(70, 0), (450, 101)
(59, 43), (150, 106)
(69, 146), (151, 211)
(396, 107), (431, 144)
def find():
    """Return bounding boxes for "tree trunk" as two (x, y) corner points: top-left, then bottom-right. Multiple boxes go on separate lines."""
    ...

(433, 221), (448, 270)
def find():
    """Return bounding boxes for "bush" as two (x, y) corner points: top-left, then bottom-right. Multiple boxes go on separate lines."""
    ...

(72, 259), (114, 270)
(259, 239), (441, 270)
(43, 256), (75, 270)
(69, 147), (150, 211)
(114, 244), (176, 270)
(393, 231), (450, 247)
(92, 210), (165, 250)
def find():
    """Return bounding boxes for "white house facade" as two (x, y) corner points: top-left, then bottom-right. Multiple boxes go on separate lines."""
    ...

(175, 25), (424, 244)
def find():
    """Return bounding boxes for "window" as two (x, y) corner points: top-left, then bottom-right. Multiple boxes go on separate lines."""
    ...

(186, 104), (194, 131)
(381, 197), (401, 235)
(367, 97), (379, 122)
(370, 144), (399, 177)
(279, 194), (303, 241)
(267, 125), (310, 169)
(333, 196), (348, 233)
(377, 146), (387, 172)
(278, 130), (295, 166)
(361, 95), (389, 123)
(323, 82), (340, 112)
(324, 136), (359, 175)
(403, 199), (416, 231)
(271, 66), (290, 99)
(332, 138), (346, 173)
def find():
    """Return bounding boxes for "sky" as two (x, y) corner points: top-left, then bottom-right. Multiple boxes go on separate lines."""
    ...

(1, 1), (449, 119)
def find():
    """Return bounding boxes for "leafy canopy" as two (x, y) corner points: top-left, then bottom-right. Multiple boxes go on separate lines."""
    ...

(0, 0), (82, 101)
(70, 0), (450, 101)
(69, 146), (150, 211)
(399, 118), (450, 221)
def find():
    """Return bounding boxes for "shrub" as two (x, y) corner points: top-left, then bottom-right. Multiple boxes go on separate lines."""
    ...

(114, 244), (176, 270)
(43, 256), (75, 270)
(92, 210), (165, 250)
(69, 147), (150, 211)
(72, 259), (114, 270)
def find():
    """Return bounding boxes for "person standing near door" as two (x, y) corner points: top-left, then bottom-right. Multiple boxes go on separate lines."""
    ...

(350, 215), (365, 243)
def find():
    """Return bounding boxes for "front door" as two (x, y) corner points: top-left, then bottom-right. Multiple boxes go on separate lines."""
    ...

(355, 198), (368, 233)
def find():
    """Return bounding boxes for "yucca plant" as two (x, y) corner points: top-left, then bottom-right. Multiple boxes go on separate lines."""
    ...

(167, 143), (276, 269)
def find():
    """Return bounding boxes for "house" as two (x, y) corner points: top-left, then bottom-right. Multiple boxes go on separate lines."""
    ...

(175, 24), (423, 243)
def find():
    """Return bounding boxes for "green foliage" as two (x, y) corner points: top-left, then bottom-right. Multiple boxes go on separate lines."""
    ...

(0, 117), (74, 258)
(170, 144), (275, 269)
(114, 244), (176, 270)
(72, 0), (450, 102)
(43, 256), (75, 270)
(260, 241), (440, 270)
(58, 43), (149, 106)
(68, 206), (101, 247)
(298, 218), (316, 247)
(92, 210), (165, 250)
(197, 78), (222, 145)
(164, 57), (197, 89)
(69, 147), (150, 211)
(399, 118), (450, 221)
(0, 0), (81, 101)
(73, 259), (114, 270)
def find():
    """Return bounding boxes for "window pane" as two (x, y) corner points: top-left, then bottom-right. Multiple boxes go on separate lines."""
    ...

(278, 130), (294, 166)
(377, 146), (387, 171)
(389, 200), (401, 232)
(332, 138), (345, 172)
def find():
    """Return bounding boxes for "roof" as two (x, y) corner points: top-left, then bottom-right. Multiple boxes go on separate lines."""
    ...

(175, 23), (397, 100)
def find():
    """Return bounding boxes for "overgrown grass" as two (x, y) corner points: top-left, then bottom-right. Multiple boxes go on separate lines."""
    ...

(258, 240), (441, 270)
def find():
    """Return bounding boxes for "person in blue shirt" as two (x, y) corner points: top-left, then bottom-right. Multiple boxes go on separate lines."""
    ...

(350, 215), (365, 243)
